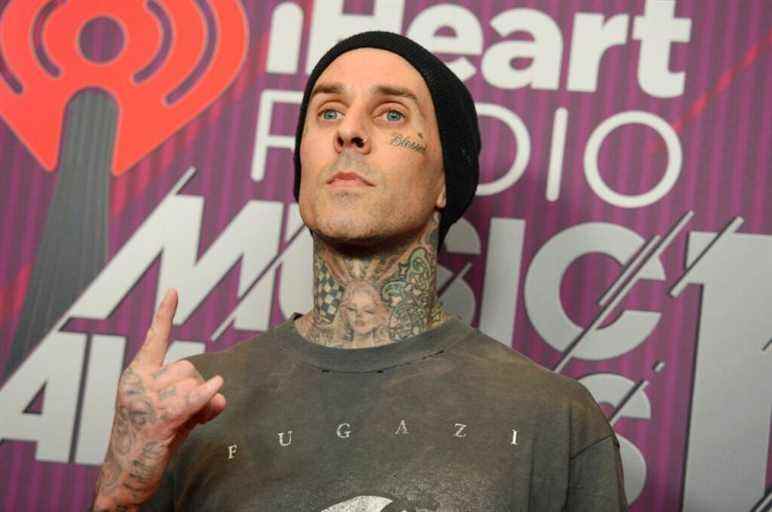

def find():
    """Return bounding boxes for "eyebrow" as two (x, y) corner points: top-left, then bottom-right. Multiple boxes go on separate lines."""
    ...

(372, 85), (420, 106)
(309, 82), (345, 100)
(309, 82), (421, 107)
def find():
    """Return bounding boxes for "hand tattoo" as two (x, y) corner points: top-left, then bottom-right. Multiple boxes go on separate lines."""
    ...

(94, 289), (226, 511)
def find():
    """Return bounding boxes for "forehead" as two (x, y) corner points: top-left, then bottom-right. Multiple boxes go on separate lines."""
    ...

(315, 48), (431, 103)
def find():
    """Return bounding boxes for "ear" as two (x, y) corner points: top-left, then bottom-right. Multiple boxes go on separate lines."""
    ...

(435, 174), (447, 209)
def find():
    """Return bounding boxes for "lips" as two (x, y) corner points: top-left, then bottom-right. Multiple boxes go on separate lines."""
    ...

(327, 171), (374, 187)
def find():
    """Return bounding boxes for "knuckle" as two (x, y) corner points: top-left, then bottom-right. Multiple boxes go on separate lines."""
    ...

(187, 388), (204, 407)
(161, 403), (181, 421)
(150, 366), (167, 381)
(117, 366), (146, 398)
(177, 359), (194, 373)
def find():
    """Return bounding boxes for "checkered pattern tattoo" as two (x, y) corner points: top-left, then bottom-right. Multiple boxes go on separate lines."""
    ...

(315, 262), (344, 323)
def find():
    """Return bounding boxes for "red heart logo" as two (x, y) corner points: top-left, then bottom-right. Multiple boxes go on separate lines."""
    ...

(0, 0), (248, 175)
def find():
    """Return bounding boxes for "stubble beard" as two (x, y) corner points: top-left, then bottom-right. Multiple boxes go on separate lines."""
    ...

(316, 196), (391, 244)
(302, 154), (432, 250)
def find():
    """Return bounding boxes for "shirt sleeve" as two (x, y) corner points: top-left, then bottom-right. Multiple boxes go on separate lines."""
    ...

(565, 434), (628, 511)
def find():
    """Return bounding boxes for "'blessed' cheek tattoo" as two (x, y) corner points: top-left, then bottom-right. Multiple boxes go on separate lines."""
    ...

(390, 133), (427, 154)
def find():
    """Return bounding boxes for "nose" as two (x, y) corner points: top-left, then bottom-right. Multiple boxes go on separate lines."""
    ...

(334, 110), (371, 154)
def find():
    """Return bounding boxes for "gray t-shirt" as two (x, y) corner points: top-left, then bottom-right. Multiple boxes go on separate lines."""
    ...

(143, 317), (627, 511)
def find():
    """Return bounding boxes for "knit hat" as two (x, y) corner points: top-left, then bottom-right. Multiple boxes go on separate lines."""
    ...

(293, 31), (481, 248)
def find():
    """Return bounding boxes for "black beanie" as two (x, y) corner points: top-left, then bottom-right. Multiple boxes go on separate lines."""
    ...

(293, 31), (481, 248)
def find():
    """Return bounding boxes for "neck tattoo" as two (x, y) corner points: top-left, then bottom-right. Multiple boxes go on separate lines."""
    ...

(295, 216), (448, 349)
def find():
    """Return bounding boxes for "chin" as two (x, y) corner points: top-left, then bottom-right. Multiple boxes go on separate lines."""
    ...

(306, 200), (378, 240)
(317, 217), (383, 244)
(301, 196), (423, 247)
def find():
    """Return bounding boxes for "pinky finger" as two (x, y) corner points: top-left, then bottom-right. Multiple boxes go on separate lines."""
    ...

(194, 393), (227, 425)
(183, 375), (224, 419)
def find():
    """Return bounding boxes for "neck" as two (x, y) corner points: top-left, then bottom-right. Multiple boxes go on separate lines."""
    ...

(295, 215), (448, 348)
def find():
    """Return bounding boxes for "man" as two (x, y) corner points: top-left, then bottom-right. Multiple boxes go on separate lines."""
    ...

(92, 31), (627, 511)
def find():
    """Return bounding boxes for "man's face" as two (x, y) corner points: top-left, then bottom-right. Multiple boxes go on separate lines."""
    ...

(298, 48), (445, 244)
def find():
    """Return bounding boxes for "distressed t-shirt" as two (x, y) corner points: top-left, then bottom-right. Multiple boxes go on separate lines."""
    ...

(143, 317), (627, 511)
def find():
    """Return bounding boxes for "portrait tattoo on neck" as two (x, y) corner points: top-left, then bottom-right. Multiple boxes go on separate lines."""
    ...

(390, 133), (427, 154)
(297, 215), (448, 348)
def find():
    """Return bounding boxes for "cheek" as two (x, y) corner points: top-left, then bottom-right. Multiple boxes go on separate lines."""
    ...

(300, 126), (336, 173)
(300, 128), (318, 155)
(383, 139), (429, 178)
(298, 136), (329, 211)
(388, 165), (440, 205)
(386, 130), (442, 192)
(300, 136), (324, 179)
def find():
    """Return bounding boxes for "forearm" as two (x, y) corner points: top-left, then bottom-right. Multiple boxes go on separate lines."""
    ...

(90, 438), (165, 512)
(91, 458), (143, 512)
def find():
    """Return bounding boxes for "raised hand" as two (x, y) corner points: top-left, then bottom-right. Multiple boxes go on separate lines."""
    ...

(92, 289), (226, 511)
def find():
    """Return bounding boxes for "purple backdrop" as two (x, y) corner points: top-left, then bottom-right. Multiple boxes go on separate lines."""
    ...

(0, 0), (770, 510)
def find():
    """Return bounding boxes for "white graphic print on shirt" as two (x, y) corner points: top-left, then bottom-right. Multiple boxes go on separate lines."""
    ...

(321, 495), (405, 512)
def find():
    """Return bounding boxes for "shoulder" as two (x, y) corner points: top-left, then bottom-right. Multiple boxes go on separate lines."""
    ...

(183, 327), (279, 380)
(449, 324), (588, 398)
(449, 324), (613, 452)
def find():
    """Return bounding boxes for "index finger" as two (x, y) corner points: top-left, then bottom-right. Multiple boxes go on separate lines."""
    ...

(134, 289), (178, 368)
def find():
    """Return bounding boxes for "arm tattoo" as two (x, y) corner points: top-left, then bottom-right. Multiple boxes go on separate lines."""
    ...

(95, 366), (167, 506)
(96, 443), (122, 496)
(113, 406), (133, 455)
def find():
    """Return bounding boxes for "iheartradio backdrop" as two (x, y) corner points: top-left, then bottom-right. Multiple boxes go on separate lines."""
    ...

(0, 1), (770, 510)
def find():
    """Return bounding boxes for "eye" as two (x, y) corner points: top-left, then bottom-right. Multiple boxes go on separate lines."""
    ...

(319, 109), (341, 121)
(383, 109), (405, 122)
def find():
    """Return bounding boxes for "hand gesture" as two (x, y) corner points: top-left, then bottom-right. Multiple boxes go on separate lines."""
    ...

(92, 289), (226, 510)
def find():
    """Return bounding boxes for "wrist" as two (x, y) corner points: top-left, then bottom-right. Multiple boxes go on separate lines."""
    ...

(90, 490), (139, 512)
(91, 493), (139, 512)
